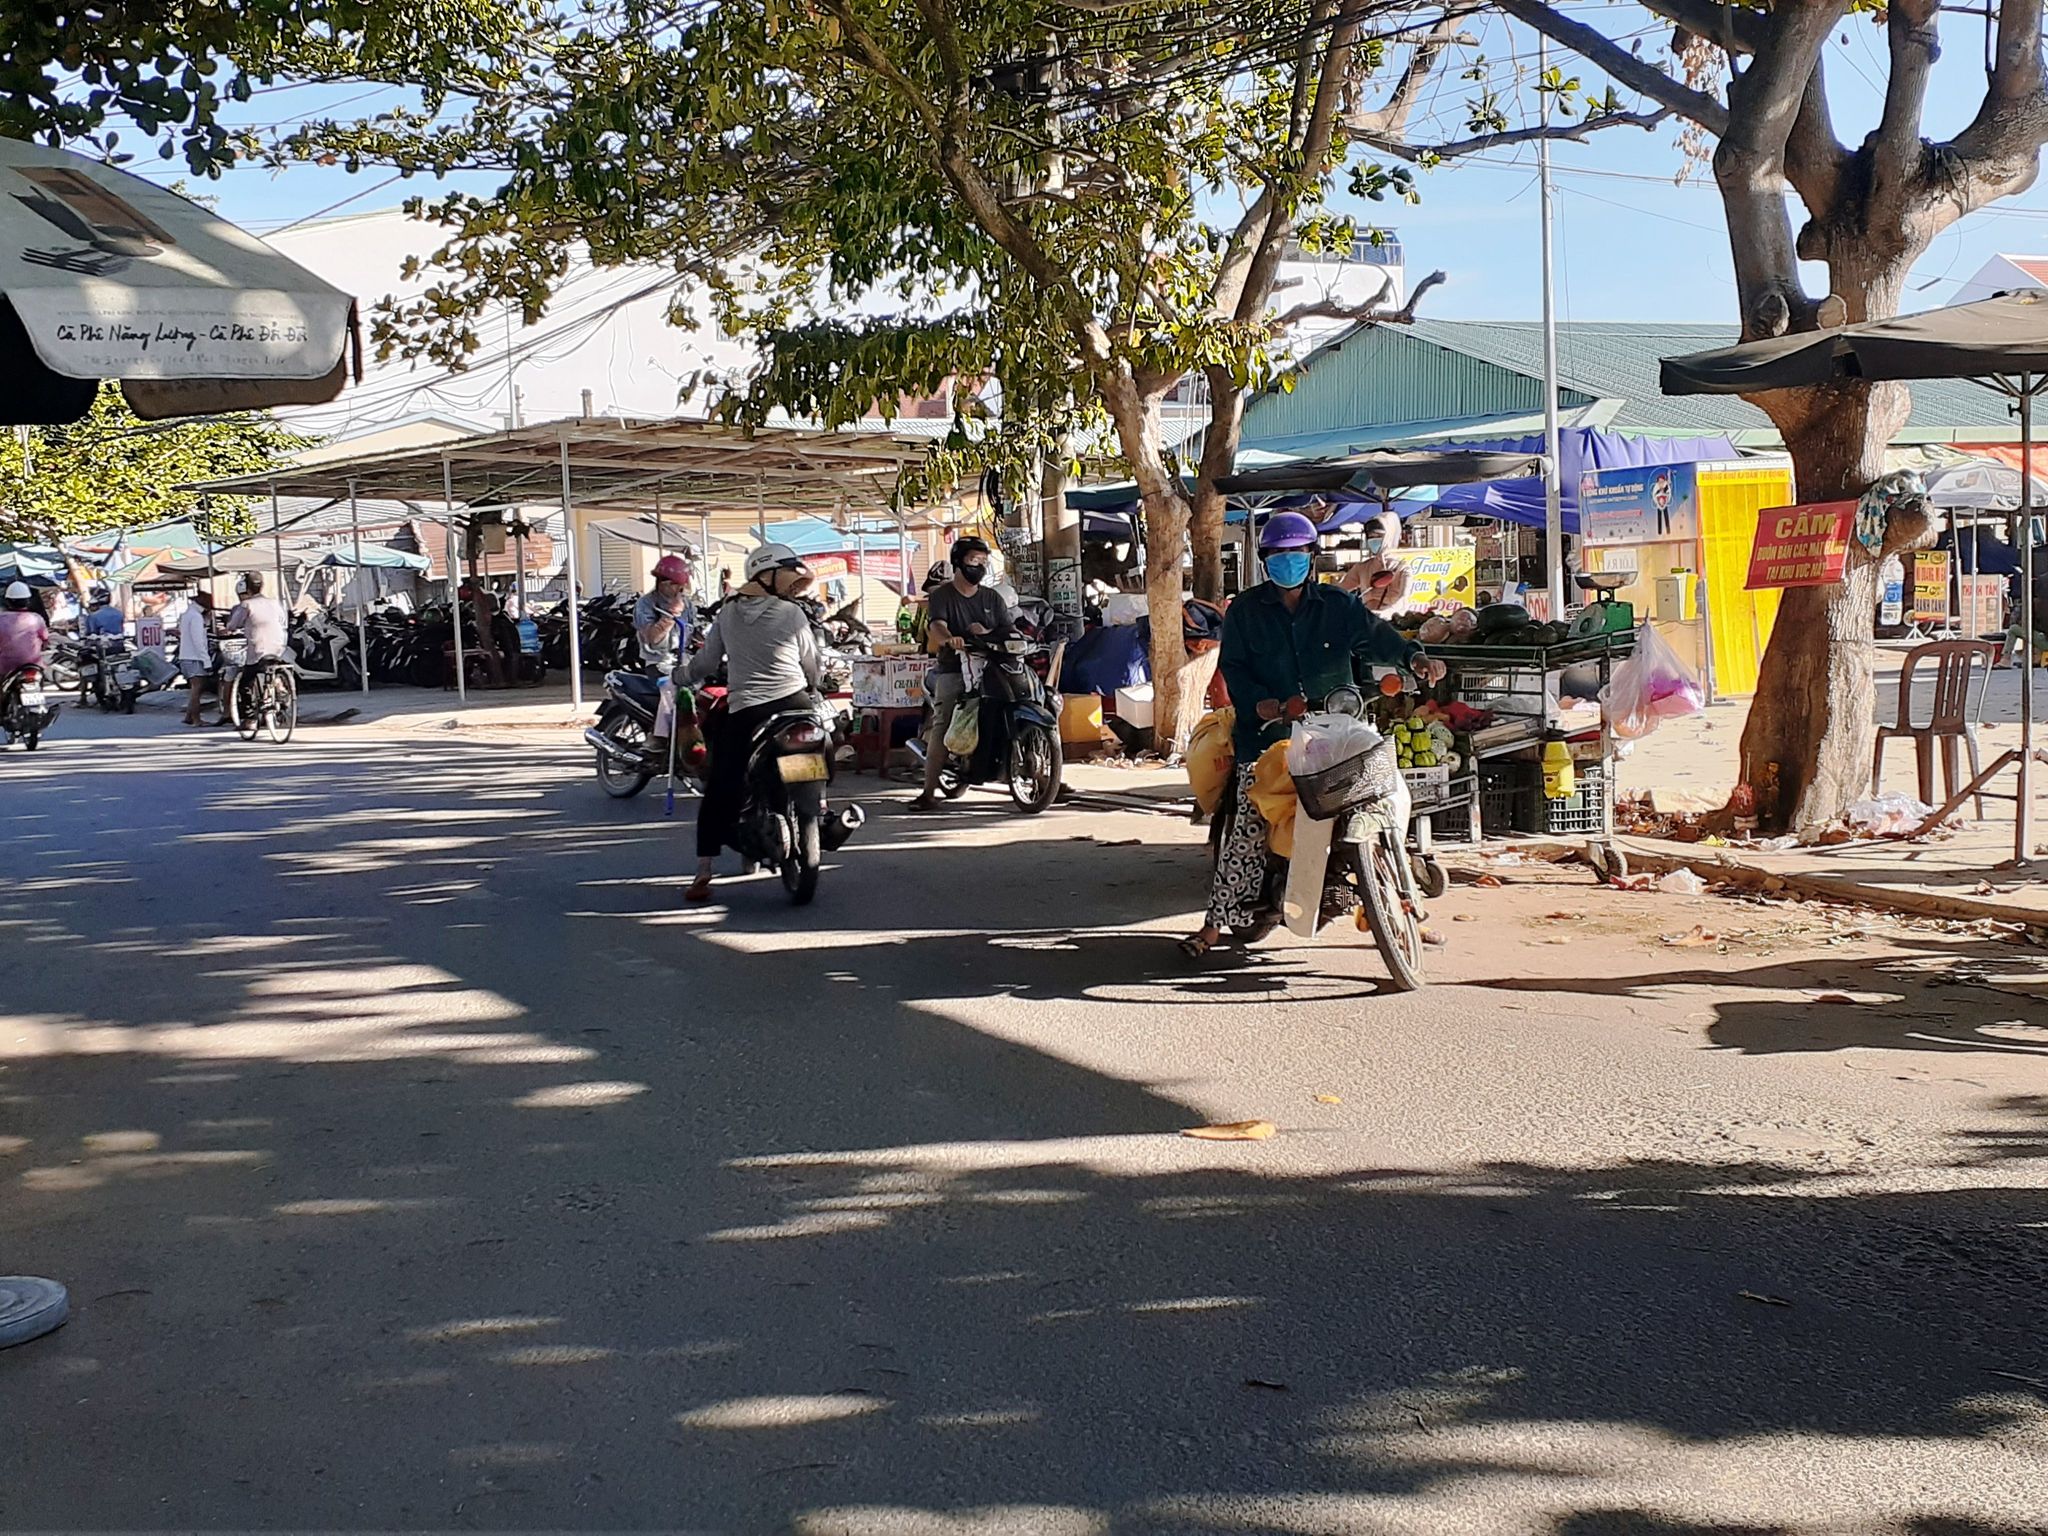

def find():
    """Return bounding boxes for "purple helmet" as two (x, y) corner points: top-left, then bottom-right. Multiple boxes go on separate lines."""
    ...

(1258, 510), (1319, 551)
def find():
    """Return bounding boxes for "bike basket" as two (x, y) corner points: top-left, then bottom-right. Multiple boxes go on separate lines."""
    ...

(1291, 737), (1400, 821)
(218, 639), (249, 667)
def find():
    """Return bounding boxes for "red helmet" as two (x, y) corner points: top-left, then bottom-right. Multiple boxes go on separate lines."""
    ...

(652, 554), (691, 586)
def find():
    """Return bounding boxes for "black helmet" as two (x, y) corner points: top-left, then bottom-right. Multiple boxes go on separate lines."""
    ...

(921, 561), (950, 592)
(949, 534), (991, 569)
(89, 584), (111, 605)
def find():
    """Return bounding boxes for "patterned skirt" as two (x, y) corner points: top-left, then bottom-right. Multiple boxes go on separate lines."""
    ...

(1206, 762), (1270, 930)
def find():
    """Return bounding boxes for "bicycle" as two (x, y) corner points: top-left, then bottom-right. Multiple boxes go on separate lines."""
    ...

(220, 641), (298, 745)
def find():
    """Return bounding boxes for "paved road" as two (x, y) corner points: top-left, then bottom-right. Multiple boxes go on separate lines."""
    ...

(2, 713), (2046, 1534)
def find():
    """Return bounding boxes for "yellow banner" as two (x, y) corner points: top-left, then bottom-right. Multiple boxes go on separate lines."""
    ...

(1388, 546), (1478, 608)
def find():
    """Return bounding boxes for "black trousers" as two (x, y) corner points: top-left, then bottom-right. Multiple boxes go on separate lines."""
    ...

(698, 691), (814, 858)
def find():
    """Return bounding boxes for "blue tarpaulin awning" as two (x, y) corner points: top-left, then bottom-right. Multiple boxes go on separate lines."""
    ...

(1424, 429), (1740, 533)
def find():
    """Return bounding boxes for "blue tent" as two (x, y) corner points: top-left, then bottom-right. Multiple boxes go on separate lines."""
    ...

(755, 516), (904, 558)
(318, 544), (430, 572)
(1425, 428), (1740, 533)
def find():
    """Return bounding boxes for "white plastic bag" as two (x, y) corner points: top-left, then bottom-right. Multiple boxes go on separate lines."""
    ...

(944, 696), (981, 756)
(1286, 713), (1383, 777)
(1602, 626), (1704, 741)
(1842, 792), (1932, 837)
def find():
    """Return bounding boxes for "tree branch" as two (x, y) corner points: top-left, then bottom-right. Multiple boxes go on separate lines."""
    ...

(1343, 15), (1476, 140)
(1270, 268), (1445, 332)
(1875, 0), (1941, 177)
(1493, 0), (1728, 136)
(1366, 107), (1670, 162)
(1783, 54), (1849, 217)
(1637, 0), (1764, 57)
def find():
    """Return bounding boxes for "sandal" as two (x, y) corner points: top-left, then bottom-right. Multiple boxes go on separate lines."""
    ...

(684, 876), (714, 903)
(1178, 932), (1219, 960)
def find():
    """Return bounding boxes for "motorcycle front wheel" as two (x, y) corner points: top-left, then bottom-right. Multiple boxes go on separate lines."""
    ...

(1008, 724), (1063, 815)
(595, 709), (653, 798)
(1352, 826), (1425, 993)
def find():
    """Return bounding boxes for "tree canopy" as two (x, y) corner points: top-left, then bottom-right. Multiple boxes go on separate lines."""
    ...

(0, 388), (307, 545)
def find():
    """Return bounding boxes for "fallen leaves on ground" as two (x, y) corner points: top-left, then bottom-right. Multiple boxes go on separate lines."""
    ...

(1808, 991), (1857, 1003)
(1183, 1120), (1277, 1141)
(1473, 874), (1505, 888)
(1452, 912), (1478, 922)
(1541, 911), (1586, 921)
(1737, 1290), (1793, 1307)
(1313, 1094), (1342, 1105)
(1243, 1378), (1289, 1392)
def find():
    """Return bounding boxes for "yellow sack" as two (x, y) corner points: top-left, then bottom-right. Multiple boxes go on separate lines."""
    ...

(1185, 706), (1237, 815)
(1248, 739), (1300, 861)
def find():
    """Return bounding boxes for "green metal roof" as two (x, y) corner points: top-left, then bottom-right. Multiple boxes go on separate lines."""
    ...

(1246, 319), (2023, 448)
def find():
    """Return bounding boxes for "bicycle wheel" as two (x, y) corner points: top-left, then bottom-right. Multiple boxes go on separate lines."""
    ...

(231, 675), (258, 740)
(1352, 826), (1425, 992)
(263, 670), (297, 744)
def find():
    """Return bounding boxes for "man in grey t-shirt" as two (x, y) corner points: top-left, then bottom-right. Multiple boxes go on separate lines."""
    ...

(913, 534), (1012, 809)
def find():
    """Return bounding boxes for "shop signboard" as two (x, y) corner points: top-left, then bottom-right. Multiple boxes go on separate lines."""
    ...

(1912, 550), (1950, 623)
(1744, 501), (1856, 588)
(1579, 462), (1701, 548)
(136, 615), (164, 649)
(1048, 558), (1082, 615)
(1959, 573), (2006, 637)
(1387, 546), (1478, 609)
(808, 550), (906, 585)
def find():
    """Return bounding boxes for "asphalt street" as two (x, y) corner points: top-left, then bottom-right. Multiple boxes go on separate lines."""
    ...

(2, 709), (2046, 1534)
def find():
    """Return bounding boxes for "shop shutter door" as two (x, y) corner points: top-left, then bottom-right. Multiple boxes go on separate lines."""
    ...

(599, 531), (636, 594)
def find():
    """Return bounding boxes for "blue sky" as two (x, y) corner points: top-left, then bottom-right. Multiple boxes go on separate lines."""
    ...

(110, 7), (2048, 327)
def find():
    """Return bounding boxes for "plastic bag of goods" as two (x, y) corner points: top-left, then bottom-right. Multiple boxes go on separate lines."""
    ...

(1185, 706), (1237, 815)
(944, 697), (982, 756)
(1287, 714), (1391, 821)
(1601, 626), (1704, 741)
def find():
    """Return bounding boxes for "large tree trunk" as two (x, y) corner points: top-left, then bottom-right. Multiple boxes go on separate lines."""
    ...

(1737, 377), (1909, 831)
(1099, 371), (1193, 753)
(1189, 367), (1243, 604)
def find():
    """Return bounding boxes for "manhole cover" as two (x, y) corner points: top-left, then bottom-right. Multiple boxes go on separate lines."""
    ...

(0, 1277), (69, 1349)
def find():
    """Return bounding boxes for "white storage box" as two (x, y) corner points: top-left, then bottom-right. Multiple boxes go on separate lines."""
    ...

(1114, 683), (1155, 728)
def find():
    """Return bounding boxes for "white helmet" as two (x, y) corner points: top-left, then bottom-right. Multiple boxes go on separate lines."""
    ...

(743, 542), (802, 583)
(3, 581), (31, 606)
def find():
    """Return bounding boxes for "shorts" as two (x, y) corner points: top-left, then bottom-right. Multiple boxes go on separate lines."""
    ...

(924, 669), (966, 753)
(178, 659), (210, 681)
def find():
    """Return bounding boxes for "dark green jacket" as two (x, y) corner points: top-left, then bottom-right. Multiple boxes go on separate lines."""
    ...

(1219, 580), (1423, 764)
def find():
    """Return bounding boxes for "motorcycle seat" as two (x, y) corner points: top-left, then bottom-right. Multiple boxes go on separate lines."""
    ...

(610, 671), (662, 706)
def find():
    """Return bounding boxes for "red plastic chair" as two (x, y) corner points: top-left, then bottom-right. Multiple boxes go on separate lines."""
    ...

(1871, 640), (1999, 816)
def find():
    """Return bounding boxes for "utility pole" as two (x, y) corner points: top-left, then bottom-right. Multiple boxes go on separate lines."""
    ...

(1537, 33), (1566, 621)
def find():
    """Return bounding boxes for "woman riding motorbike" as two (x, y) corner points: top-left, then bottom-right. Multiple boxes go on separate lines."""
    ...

(682, 542), (824, 903)
(1181, 511), (1445, 959)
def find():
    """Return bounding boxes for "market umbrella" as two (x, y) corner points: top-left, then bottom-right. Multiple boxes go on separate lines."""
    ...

(1214, 448), (1544, 496)
(1661, 290), (2048, 864)
(0, 136), (359, 425)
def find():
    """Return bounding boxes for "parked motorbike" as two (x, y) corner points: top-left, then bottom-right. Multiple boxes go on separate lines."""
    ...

(76, 634), (142, 712)
(287, 610), (362, 689)
(1, 662), (59, 750)
(540, 593), (639, 674)
(1204, 684), (1431, 993)
(930, 634), (1064, 814)
(585, 668), (684, 798)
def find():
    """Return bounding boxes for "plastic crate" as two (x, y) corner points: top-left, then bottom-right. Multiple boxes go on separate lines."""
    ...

(1538, 762), (1613, 836)
(1477, 760), (1536, 835)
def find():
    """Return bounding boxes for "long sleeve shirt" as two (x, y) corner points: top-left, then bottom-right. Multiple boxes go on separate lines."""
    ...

(1219, 580), (1423, 765)
(685, 593), (821, 710)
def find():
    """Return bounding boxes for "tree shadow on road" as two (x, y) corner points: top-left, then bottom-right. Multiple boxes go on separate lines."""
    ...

(3, 731), (2047, 1532)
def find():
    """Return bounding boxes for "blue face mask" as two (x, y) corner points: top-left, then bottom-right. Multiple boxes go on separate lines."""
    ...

(1265, 550), (1313, 588)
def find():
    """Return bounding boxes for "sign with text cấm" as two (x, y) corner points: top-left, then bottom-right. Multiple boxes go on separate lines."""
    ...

(1745, 502), (1857, 589)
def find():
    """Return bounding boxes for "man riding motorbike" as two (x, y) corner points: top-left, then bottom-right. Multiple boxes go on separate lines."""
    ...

(912, 535), (1011, 810)
(681, 542), (825, 903)
(1181, 511), (1446, 959)
(83, 585), (125, 638)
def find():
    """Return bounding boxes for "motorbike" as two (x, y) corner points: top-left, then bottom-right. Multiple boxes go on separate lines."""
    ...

(585, 667), (683, 798)
(1204, 683), (1432, 993)
(76, 634), (143, 713)
(718, 694), (864, 906)
(930, 634), (1064, 814)
(1, 661), (60, 750)
(287, 610), (362, 689)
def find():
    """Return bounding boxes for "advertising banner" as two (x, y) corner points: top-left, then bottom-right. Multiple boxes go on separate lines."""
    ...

(1745, 501), (1856, 589)
(1959, 574), (2006, 637)
(1387, 546), (1478, 609)
(1580, 462), (1701, 548)
(1912, 550), (1950, 623)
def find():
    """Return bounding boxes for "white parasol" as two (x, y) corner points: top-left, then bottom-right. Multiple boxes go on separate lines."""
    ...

(0, 136), (358, 425)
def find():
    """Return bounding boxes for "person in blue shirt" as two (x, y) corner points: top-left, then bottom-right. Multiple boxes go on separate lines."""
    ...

(82, 586), (124, 639)
(1182, 510), (1445, 959)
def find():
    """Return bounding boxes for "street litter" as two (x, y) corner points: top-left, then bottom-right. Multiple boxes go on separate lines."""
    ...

(1661, 925), (1719, 946)
(1737, 1291), (1793, 1308)
(1656, 869), (1708, 895)
(1182, 1120), (1277, 1141)
(1840, 793), (1934, 838)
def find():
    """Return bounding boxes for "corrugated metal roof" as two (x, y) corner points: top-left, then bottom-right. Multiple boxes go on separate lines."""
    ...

(1248, 319), (2022, 448)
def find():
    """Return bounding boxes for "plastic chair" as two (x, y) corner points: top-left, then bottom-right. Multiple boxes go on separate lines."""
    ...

(1871, 640), (1999, 816)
